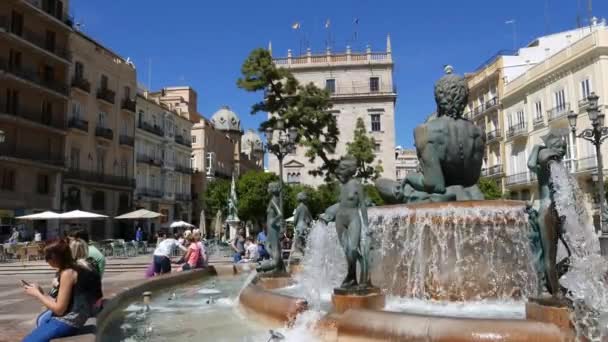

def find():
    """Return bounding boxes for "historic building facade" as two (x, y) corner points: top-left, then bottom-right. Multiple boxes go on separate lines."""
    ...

(135, 92), (193, 230)
(63, 31), (136, 240)
(0, 0), (72, 239)
(394, 147), (418, 182)
(269, 38), (397, 187)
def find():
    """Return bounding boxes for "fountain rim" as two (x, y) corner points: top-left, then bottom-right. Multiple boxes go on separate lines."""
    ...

(370, 199), (527, 211)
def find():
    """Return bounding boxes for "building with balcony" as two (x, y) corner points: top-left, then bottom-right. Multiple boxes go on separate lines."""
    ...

(395, 146), (418, 182)
(135, 92), (193, 229)
(501, 20), (608, 230)
(0, 0), (72, 239)
(63, 31), (136, 240)
(268, 36), (397, 186)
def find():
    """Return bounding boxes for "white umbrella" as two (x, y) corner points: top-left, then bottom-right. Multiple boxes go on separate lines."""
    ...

(115, 209), (163, 219)
(286, 216), (295, 223)
(16, 211), (62, 220)
(60, 210), (108, 219)
(170, 221), (194, 229)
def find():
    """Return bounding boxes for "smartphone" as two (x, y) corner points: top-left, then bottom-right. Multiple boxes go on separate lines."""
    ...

(20, 280), (31, 287)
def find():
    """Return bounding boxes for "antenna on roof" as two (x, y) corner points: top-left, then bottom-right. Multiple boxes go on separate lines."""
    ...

(577, 0), (582, 28)
(588, 0), (593, 31)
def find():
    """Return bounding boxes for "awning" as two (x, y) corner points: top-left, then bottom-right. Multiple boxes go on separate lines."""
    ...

(115, 209), (164, 220)
(170, 220), (194, 229)
(60, 210), (108, 219)
(16, 211), (63, 220)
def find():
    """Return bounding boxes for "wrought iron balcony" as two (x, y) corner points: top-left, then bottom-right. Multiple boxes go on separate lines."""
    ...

(0, 104), (66, 131)
(137, 121), (164, 137)
(0, 57), (68, 96)
(484, 97), (499, 112)
(505, 171), (531, 186)
(68, 117), (88, 132)
(533, 115), (545, 128)
(121, 98), (136, 112)
(574, 156), (598, 172)
(95, 126), (113, 141)
(506, 122), (527, 138)
(71, 76), (90, 93)
(488, 164), (503, 176)
(65, 168), (135, 188)
(175, 134), (192, 147)
(119, 135), (134, 147)
(96, 88), (116, 105)
(23, 0), (74, 28)
(0, 16), (71, 61)
(175, 193), (191, 202)
(136, 153), (162, 167)
(175, 164), (193, 174)
(486, 129), (501, 142)
(547, 103), (570, 121)
(138, 188), (163, 198)
(0, 144), (64, 167)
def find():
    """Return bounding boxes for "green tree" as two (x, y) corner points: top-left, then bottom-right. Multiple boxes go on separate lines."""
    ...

(237, 48), (340, 180)
(236, 170), (279, 226)
(283, 184), (317, 219)
(347, 117), (383, 181)
(202, 179), (231, 219)
(478, 177), (503, 200)
(364, 184), (385, 206)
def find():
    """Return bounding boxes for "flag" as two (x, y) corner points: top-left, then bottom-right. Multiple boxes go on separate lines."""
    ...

(292, 22), (301, 30)
(354, 18), (359, 25)
(505, 19), (515, 24)
(325, 19), (331, 29)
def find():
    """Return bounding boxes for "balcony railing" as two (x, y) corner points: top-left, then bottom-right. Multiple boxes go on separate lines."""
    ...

(71, 76), (90, 93)
(473, 103), (484, 117)
(0, 16), (71, 61)
(326, 84), (397, 97)
(0, 105), (66, 130)
(485, 97), (499, 111)
(547, 103), (570, 121)
(175, 164), (193, 174)
(0, 144), (64, 167)
(67, 117), (88, 132)
(505, 171), (532, 186)
(574, 156), (598, 172)
(121, 98), (136, 112)
(506, 122), (527, 138)
(486, 129), (501, 142)
(138, 121), (164, 137)
(533, 115), (545, 128)
(175, 193), (191, 202)
(175, 135), (192, 147)
(97, 88), (116, 105)
(95, 126), (113, 140)
(0, 57), (68, 96)
(119, 135), (134, 147)
(136, 153), (163, 167)
(65, 169), (135, 188)
(489, 164), (503, 176)
(23, 0), (74, 28)
(578, 99), (590, 110)
(138, 188), (163, 198)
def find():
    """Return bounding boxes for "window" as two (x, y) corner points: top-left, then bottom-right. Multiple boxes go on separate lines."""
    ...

(369, 77), (380, 92)
(534, 101), (542, 120)
(138, 110), (144, 126)
(70, 148), (80, 170)
(374, 143), (381, 152)
(45, 30), (56, 52)
(192, 135), (196, 143)
(325, 79), (336, 94)
(10, 11), (23, 36)
(75, 62), (84, 80)
(371, 114), (381, 132)
(37, 174), (49, 194)
(96, 150), (105, 174)
(100, 75), (108, 90)
(71, 101), (82, 119)
(41, 100), (52, 124)
(124, 86), (131, 99)
(0, 168), (15, 191)
(8, 49), (22, 69)
(581, 79), (591, 99)
(121, 119), (128, 135)
(516, 109), (525, 125)
(554, 89), (566, 111)
(43, 66), (54, 83)
(98, 111), (107, 127)
(92, 191), (105, 211)
(5, 89), (19, 114)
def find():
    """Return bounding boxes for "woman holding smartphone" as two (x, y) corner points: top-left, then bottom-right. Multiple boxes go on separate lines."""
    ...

(21, 239), (101, 342)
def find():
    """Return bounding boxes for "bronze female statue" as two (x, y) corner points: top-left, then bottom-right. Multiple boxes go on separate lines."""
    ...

(257, 181), (285, 274)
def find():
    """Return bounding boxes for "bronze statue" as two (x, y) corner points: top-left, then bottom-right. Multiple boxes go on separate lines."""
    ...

(292, 192), (313, 256)
(333, 155), (373, 291)
(527, 129), (572, 298)
(375, 66), (485, 203)
(257, 181), (285, 274)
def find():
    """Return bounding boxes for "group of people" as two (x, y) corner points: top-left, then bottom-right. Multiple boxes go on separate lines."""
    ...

(230, 228), (275, 264)
(149, 229), (207, 276)
(21, 229), (106, 342)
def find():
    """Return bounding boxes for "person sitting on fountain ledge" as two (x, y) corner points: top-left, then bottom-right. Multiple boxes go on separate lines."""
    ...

(375, 65), (485, 203)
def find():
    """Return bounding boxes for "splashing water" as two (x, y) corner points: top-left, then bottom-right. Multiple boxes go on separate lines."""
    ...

(550, 162), (608, 341)
(295, 221), (346, 310)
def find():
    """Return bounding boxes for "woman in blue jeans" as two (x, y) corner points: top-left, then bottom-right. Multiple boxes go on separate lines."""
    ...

(22, 239), (101, 342)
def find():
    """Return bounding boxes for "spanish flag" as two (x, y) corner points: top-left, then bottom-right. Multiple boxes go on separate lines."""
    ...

(292, 22), (301, 30)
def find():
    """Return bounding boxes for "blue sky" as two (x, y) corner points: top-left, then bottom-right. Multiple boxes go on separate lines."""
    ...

(71, 0), (608, 148)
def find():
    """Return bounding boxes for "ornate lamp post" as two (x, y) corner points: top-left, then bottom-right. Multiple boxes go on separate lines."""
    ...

(567, 92), (608, 236)
(264, 118), (298, 228)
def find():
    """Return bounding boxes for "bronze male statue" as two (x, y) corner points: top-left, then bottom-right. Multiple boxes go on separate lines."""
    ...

(376, 66), (485, 203)
(292, 192), (313, 256)
(257, 182), (285, 274)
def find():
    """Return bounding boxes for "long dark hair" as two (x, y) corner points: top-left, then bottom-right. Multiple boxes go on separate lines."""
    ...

(44, 239), (75, 270)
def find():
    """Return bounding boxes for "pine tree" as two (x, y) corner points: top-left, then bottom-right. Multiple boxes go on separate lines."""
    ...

(346, 118), (383, 181)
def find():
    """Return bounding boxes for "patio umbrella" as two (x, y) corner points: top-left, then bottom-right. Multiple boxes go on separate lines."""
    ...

(170, 221), (194, 229)
(115, 209), (163, 219)
(199, 209), (206, 237)
(59, 210), (108, 219)
(16, 211), (63, 220)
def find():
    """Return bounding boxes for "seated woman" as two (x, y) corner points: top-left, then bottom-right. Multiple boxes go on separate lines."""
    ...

(180, 235), (201, 271)
(22, 239), (102, 342)
(192, 230), (208, 268)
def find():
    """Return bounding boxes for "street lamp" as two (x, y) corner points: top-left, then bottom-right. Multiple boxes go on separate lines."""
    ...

(264, 118), (299, 228)
(568, 92), (608, 237)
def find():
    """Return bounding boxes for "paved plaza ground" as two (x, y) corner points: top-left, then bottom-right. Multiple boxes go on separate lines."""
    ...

(0, 254), (225, 342)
